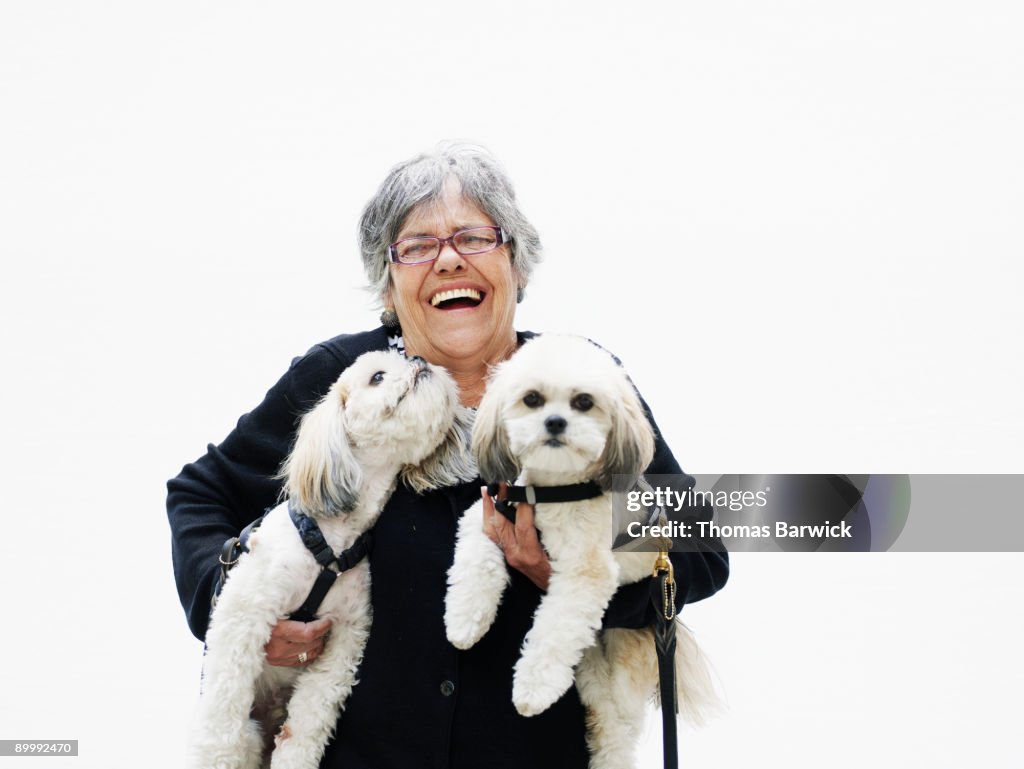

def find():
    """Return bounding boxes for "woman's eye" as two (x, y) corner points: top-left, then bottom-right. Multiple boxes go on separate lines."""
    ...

(369, 371), (385, 385)
(523, 390), (545, 408)
(399, 238), (431, 254)
(571, 393), (594, 412)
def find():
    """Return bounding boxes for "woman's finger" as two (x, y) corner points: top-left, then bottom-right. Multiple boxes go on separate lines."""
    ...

(482, 484), (513, 547)
(481, 486), (498, 542)
(264, 617), (331, 667)
(514, 502), (539, 547)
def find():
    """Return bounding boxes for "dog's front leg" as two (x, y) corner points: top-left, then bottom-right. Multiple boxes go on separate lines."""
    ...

(189, 558), (287, 769)
(512, 549), (619, 717)
(269, 568), (372, 769)
(445, 500), (510, 649)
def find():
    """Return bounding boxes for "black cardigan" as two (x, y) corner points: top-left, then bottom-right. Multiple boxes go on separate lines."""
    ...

(167, 327), (728, 769)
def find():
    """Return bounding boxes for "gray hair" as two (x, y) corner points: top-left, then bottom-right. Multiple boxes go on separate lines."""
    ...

(358, 141), (543, 302)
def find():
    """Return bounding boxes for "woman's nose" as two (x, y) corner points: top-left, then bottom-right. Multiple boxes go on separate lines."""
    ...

(433, 241), (465, 271)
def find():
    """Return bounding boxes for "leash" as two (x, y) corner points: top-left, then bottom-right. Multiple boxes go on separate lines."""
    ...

(652, 542), (679, 769)
(210, 505), (374, 623)
(636, 472), (680, 769)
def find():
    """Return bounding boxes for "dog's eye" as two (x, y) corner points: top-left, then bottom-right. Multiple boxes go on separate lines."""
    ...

(571, 393), (594, 412)
(369, 371), (385, 386)
(522, 390), (545, 408)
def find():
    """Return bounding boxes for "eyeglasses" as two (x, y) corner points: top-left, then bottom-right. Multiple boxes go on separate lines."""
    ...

(387, 226), (510, 265)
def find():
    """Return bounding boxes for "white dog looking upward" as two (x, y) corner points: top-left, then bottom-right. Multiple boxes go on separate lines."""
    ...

(190, 350), (473, 769)
(444, 334), (715, 769)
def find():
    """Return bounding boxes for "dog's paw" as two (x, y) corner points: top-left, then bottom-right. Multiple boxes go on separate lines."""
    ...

(187, 717), (263, 769)
(512, 665), (573, 717)
(444, 606), (495, 650)
(267, 727), (308, 769)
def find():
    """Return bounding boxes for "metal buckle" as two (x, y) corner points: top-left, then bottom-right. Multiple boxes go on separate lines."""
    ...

(219, 537), (241, 567)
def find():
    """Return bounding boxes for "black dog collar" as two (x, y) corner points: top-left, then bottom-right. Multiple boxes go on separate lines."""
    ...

(486, 481), (604, 522)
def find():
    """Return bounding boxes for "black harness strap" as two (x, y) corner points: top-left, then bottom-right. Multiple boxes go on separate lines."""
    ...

(212, 515), (265, 610)
(486, 481), (604, 522)
(287, 503), (374, 623)
(288, 570), (340, 624)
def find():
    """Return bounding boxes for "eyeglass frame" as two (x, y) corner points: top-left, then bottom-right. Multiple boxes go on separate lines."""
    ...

(387, 226), (511, 265)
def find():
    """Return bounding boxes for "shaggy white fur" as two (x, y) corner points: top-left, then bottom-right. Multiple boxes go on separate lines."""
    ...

(189, 350), (474, 769)
(445, 334), (717, 769)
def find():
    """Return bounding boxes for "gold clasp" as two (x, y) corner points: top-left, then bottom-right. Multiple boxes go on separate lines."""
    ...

(652, 549), (674, 585)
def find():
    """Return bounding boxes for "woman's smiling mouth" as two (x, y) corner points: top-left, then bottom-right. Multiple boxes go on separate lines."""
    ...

(429, 287), (485, 310)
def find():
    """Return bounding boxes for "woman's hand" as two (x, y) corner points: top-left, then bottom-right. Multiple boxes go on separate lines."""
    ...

(482, 485), (552, 592)
(264, 617), (331, 667)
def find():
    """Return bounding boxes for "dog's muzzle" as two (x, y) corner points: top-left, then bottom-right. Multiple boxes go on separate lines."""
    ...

(410, 355), (432, 385)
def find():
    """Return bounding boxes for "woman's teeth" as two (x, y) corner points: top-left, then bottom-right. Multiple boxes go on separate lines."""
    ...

(430, 288), (482, 308)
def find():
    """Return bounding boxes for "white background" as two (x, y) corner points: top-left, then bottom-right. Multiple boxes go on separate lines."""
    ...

(1, 1), (1022, 767)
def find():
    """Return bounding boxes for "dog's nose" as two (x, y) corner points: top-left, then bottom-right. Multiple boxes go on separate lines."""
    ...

(544, 415), (567, 435)
(409, 355), (430, 383)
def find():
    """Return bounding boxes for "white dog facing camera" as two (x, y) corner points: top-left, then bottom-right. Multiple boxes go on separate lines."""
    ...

(445, 334), (716, 769)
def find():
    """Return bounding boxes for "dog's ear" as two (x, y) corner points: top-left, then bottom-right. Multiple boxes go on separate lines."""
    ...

(281, 381), (362, 515)
(402, 405), (477, 493)
(471, 374), (520, 484)
(595, 377), (656, 492)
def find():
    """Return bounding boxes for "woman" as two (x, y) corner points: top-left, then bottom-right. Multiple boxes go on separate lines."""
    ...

(167, 142), (728, 769)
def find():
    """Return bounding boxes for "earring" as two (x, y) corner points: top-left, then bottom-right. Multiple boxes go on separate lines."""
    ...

(516, 287), (525, 304)
(380, 308), (401, 334)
